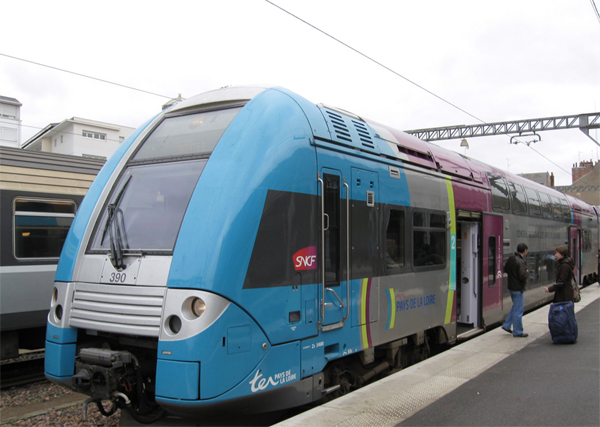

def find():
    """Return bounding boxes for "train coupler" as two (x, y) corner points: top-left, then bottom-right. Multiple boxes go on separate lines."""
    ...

(72, 348), (134, 399)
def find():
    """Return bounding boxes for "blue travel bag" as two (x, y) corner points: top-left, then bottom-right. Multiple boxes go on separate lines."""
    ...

(548, 301), (578, 344)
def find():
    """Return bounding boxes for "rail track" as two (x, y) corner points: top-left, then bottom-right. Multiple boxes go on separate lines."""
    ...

(1, 351), (46, 389)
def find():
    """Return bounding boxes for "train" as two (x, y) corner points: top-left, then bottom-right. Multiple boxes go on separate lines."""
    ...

(44, 86), (599, 422)
(0, 146), (104, 360)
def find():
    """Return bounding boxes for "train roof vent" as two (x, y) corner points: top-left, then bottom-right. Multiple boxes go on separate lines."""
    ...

(326, 109), (353, 143)
(352, 120), (376, 149)
(316, 105), (380, 155)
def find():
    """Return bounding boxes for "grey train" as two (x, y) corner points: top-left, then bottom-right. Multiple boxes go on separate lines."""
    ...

(0, 146), (103, 359)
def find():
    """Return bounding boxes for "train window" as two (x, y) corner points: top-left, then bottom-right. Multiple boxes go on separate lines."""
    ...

(13, 198), (77, 259)
(508, 182), (527, 215)
(559, 198), (571, 222)
(323, 174), (341, 285)
(540, 193), (553, 219)
(385, 209), (405, 271)
(413, 211), (446, 268)
(487, 174), (510, 212)
(524, 187), (541, 216)
(550, 196), (564, 221)
(132, 107), (242, 162)
(488, 236), (496, 287)
(413, 211), (424, 227)
(89, 159), (206, 253)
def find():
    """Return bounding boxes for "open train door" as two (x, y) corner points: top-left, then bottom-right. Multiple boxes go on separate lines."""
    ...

(458, 221), (480, 332)
(482, 213), (504, 326)
(569, 225), (581, 285)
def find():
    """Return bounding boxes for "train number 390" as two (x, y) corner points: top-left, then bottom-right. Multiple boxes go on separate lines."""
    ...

(109, 272), (127, 283)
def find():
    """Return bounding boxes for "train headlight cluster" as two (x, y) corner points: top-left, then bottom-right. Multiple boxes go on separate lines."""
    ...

(161, 290), (230, 341)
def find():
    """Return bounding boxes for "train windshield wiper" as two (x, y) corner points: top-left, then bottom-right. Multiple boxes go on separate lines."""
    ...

(108, 205), (129, 270)
(101, 176), (132, 270)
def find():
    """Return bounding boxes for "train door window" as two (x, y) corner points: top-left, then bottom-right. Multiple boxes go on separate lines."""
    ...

(487, 173), (510, 212)
(413, 210), (446, 268)
(13, 198), (77, 259)
(323, 174), (340, 285)
(582, 229), (592, 252)
(385, 208), (405, 272)
(540, 193), (553, 219)
(524, 187), (541, 217)
(508, 181), (527, 215)
(488, 236), (496, 287)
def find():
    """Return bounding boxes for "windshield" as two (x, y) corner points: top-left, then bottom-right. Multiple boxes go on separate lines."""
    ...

(89, 160), (206, 253)
(132, 107), (242, 162)
(89, 106), (243, 257)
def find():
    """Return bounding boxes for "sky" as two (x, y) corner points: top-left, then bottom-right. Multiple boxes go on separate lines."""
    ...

(1, 0), (599, 186)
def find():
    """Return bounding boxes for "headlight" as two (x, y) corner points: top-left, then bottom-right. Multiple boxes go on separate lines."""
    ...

(191, 297), (206, 317)
(167, 315), (182, 334)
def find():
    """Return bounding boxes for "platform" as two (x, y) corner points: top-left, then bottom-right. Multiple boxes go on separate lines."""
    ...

(278, 284), (600, 427)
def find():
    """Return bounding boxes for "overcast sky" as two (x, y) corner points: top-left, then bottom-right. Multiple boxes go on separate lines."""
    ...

(2, 0), (599, 186)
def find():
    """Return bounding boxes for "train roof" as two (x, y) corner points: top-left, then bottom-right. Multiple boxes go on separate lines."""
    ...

(0, 146), (105, 175)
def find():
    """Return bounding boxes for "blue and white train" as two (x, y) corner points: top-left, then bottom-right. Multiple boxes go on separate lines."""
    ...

(45, 87), (599, 422)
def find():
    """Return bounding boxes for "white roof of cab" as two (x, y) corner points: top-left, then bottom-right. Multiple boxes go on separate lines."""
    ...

(168, 86), (270, 113)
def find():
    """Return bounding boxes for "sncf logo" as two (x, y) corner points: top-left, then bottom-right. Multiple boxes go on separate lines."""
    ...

(293, 246), (317, 271)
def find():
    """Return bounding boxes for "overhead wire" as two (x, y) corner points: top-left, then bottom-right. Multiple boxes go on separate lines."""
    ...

(265, 0), (588, 180)
(526, 145), (571, 175)
(0, 7), (588, 180)
(265, 0), (487, 125)
(591, 0), (600, 23)
(0, 52), (174, 100)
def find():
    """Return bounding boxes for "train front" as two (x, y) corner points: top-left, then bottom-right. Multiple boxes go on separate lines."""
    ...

(45, 87), (323, 421)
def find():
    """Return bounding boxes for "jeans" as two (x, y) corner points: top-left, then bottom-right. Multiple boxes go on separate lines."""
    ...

(503, 290), (525, 336)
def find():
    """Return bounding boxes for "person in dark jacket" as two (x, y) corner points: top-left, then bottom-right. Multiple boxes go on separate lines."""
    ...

(544, 246), (575, 303)
(502, 243), (529, 337)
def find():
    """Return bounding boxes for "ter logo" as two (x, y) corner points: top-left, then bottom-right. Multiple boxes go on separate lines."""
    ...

(293, 246), (317, 271)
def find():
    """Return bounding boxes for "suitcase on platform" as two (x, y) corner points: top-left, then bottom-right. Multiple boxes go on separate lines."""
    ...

(548, 301), (578, 344)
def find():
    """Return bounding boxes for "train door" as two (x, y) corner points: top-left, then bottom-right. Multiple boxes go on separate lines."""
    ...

(457, 221), (480, 331)
(482, 213), (504, 325)
(350, 168), (380, 330)
(569, 225), (581, 284)
(319, 170), (349, 331)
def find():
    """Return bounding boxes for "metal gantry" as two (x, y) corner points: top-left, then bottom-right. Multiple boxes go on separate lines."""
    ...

(405, 112), (600, 146)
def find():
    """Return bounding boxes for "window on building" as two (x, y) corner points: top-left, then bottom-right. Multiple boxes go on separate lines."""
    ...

(0, 103), (18, 119)
(413, 210), (446, 268)
(14, 198), (77, 259)
(83, 131), (107, 140)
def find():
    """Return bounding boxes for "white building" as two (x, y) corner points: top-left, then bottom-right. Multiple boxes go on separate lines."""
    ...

(22, 117), (136, 160)
(0, 96), (22, 148)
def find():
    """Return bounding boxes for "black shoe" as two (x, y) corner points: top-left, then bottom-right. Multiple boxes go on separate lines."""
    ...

(513, 333), (529, 338)
(501, 326), (512, 334)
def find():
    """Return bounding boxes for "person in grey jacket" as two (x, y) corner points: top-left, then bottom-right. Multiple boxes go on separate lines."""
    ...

(501, 243), (529, 337)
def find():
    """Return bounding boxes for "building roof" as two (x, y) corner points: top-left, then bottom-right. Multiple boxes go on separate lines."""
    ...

(0, 95), (22, 106)
(21, 117), (135, 149)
